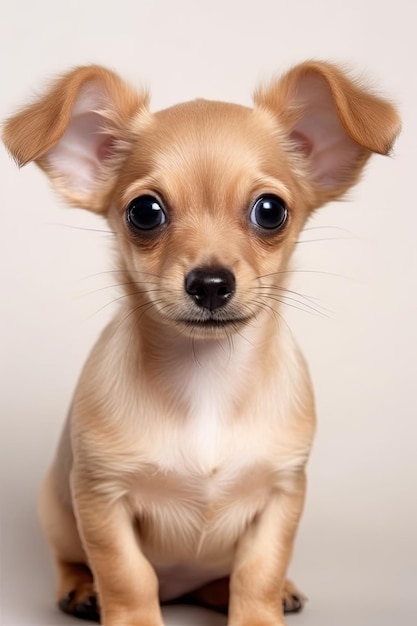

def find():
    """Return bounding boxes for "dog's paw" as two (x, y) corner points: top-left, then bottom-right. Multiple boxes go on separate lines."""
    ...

(59, 589), (100, 622)
(57, 564), (100, 622)
(282, 579), (306, 614)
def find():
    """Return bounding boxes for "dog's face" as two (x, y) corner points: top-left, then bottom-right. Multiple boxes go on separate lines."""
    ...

(3, 63), (400, 339)
(110, 100), (309, 337)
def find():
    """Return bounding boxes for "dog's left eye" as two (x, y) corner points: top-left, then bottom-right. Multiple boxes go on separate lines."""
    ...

(127, 195), (166, 231)
(250, 195), (288, 231)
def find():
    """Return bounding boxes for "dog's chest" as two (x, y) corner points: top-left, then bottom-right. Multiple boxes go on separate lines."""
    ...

(127, 344), (274, 561)
(129, 431), (272, 565)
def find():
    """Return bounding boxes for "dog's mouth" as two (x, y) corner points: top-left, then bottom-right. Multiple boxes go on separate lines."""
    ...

(176, 315), (253, 331)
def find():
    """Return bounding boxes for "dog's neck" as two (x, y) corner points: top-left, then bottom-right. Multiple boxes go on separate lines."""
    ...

(115, 305), (278, 401)
(106, 298), (288, 434)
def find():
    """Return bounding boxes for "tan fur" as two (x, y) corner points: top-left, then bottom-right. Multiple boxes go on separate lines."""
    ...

(2, 62), (400, 626)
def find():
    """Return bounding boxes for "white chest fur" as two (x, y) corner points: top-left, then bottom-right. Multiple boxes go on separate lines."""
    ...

(126, 333), (276, 569)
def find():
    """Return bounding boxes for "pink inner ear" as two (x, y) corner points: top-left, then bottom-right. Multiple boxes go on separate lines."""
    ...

(289, 130), (312, 157)
(97, 136), (117, 161)
(43, 83), (118, 196)
(290, 74), (363, 188)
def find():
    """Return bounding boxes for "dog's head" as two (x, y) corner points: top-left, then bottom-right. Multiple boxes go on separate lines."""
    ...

(3, 63), (400, 338)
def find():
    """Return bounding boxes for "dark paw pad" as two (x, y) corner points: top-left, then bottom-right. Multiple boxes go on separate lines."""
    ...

(283, 593), (303, 614)
(59, 592), (100, 622)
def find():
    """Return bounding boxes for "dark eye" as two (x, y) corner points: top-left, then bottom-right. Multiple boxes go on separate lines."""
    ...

(127, 195), (166, 231)
(250, 194), (288, 231)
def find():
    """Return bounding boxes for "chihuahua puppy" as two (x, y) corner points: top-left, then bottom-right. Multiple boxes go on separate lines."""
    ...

(3, 62), (400, 626)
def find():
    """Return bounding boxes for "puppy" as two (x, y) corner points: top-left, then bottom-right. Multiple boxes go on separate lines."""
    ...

(3, 62), (400, 626)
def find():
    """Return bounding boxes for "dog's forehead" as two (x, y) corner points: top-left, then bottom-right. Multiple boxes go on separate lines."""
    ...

(154, 98), (256, 127)
(128, 99), (291, 187)
(150, 98), (279, 152)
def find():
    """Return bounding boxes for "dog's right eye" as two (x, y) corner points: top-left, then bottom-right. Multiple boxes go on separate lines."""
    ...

(250, 194), (288, 231)
(126, 195), (167, 231)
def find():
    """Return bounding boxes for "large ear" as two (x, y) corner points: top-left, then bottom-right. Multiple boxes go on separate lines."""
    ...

(254, 61), (401, 203)
(2, 65), (149, 212)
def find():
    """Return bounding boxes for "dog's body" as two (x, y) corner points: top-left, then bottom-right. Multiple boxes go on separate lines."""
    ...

(3, 62), (400, 626)
(49, 308), (312, 605)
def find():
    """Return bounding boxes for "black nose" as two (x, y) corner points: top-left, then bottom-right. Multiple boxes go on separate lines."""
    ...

(185, 267), (236, 311)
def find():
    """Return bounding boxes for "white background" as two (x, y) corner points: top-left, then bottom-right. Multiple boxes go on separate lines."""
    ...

(0, 1), (416, 625)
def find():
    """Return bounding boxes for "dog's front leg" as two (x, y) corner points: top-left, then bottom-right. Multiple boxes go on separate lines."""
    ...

(72, 472), (163, 626)
(228, 471), (306, 626)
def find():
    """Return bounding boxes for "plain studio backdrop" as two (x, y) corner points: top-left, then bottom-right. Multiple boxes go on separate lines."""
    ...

(0, 1), (415, 625)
